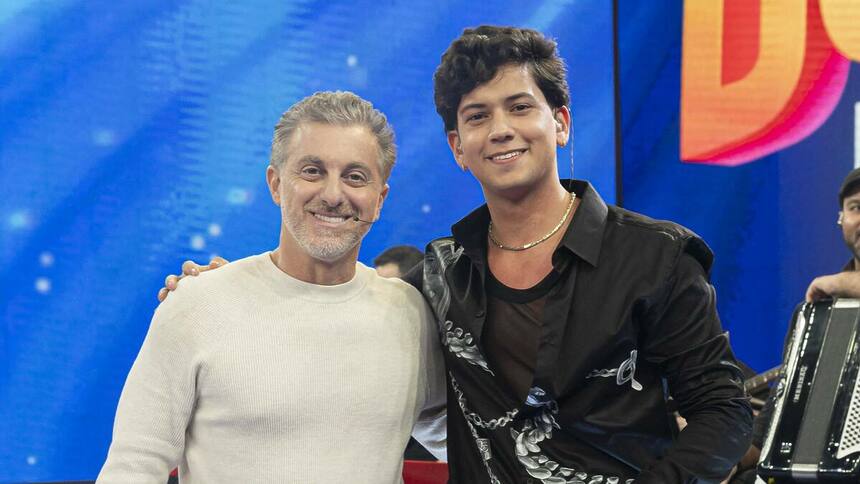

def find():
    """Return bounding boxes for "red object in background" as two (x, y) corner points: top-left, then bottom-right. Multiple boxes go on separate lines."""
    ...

(402, 460), (448, 484)
(169, 460), (448, 482)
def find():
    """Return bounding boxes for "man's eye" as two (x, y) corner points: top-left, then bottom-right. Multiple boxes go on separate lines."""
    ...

(301, 166), (322, 177)
(512, 104), (531, 112)
(345, 172), (369, 184)
(466, 112), (486, 122)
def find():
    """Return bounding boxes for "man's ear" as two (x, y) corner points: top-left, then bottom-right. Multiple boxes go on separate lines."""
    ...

(554, 105), (572, 147)
(266, 165), (281, 205)
(839, 211), (844, 225)
(374, 183), (390, 221)
(446, 130), (467, 171)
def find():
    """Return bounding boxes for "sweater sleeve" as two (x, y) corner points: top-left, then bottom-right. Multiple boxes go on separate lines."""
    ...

(411, 297), (448, 462)
(97, 299), (200, 483)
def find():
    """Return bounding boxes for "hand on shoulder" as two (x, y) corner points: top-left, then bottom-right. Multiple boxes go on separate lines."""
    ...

(157, 256), (230, 302)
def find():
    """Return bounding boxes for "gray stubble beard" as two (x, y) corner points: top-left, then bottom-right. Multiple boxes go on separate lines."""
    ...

(283, 206), (365, 263)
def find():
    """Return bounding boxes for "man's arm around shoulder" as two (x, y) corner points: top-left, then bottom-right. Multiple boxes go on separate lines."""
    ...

(410, 291), (447, 462)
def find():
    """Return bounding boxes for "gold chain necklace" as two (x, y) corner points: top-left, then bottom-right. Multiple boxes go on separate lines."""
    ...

(487, 192), (576, 251)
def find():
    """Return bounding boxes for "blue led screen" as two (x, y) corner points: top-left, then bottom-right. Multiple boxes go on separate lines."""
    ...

(616, 0), (860, 372)
(0, 1), (616, 480)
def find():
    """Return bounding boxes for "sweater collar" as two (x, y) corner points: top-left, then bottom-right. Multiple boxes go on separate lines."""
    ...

(257, 252), (371, 303)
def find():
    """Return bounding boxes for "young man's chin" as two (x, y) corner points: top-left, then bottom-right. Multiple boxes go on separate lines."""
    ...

(478, 170), (549, 200)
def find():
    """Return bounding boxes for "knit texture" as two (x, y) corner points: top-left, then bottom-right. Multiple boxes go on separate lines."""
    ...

(98, 252), (446, 483)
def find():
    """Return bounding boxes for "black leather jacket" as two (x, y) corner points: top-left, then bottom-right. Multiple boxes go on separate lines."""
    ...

(407, 180), (752, 483)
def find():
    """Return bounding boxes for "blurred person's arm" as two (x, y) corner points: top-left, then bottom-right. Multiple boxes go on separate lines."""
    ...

(732, 304), (803, 482)
(806, 270), (860, 302)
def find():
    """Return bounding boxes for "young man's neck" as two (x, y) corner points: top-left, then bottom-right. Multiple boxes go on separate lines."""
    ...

(484, 176), (573, 247)
(271, 235), (359, 286)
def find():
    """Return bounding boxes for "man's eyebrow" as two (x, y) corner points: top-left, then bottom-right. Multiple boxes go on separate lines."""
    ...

(458, 102), (487, 115)
(294, 157), (375, 176)
(504, 92), (535, 103)
(343, 161), (373, 172)
(458, 92), (537, 115)
(295, 155), (324, 165)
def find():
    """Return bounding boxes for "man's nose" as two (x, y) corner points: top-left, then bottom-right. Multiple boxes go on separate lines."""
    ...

(488, 113), (515, 143)
(319, 177), (345, 208)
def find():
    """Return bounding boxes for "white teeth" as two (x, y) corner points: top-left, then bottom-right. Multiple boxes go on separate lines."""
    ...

(491, 150), (523, 161)
(314, 214), (348, 224)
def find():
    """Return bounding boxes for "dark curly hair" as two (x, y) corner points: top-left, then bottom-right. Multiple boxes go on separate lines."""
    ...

(433, 25), (570, 132)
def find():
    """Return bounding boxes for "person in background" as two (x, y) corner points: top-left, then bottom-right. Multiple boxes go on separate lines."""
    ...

(374, 245), (424, 279)
(730, 166), (860, 484)
(805, 167), (860, 302)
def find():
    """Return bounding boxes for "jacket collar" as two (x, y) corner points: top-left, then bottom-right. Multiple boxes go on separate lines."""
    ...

(450, 179), (609, 267)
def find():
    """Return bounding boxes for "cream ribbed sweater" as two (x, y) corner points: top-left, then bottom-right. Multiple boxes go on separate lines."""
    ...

(98, 252), (446, 483)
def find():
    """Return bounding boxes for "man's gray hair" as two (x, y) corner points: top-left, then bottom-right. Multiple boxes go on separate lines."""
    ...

(270, 91), (396, 180)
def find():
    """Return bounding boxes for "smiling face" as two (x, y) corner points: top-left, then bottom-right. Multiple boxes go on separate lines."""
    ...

(267, 122), (389, 264)
(447, 63), (570, 199)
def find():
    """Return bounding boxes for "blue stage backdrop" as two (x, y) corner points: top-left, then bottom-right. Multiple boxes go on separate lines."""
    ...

(617, 0), (860, 372)
(0, 1), (616, 480)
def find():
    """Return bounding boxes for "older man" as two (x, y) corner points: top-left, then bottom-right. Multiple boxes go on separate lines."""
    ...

(98, 92), (445, 483)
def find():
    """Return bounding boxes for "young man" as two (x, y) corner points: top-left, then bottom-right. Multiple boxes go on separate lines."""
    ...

(100, 92), (446, 483)
(165, 27), (752, 483)
(419, 26), (750, 483)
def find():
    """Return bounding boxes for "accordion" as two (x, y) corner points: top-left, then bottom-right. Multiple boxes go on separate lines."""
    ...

(759, 299), (860, 482)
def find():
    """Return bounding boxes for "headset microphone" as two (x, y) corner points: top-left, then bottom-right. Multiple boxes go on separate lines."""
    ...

(352, 215), (375, 224)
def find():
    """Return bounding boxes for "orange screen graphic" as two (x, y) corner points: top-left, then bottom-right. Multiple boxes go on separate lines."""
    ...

(681, 0), (858, 166)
